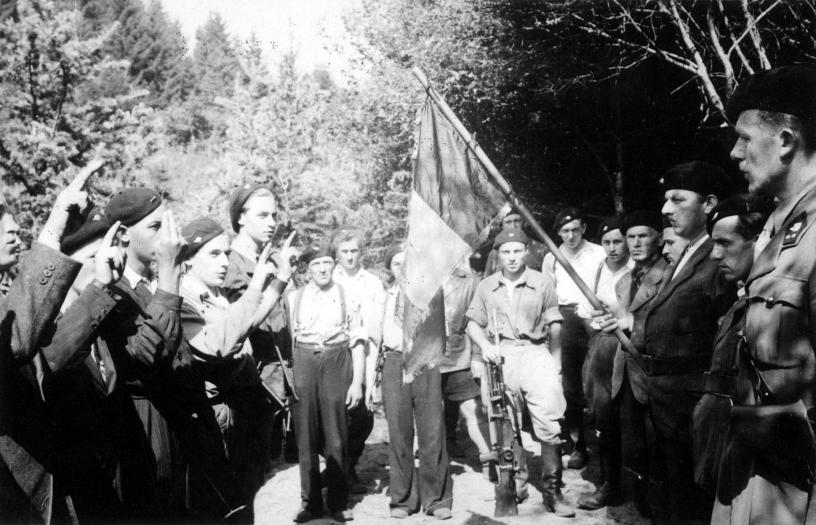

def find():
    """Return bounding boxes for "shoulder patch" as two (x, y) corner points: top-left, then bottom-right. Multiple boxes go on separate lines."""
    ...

(782, 212), (807, 249)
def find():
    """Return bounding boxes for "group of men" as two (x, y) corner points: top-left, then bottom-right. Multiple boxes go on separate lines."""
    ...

(1, 62), (816, 525)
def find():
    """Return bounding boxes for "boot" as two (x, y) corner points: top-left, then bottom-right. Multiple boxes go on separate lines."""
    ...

(540, 443), (575, 518)
(577, 431), (621, 510)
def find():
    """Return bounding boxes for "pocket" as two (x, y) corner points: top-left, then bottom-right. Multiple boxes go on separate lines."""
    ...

(746, 278), (806, 362)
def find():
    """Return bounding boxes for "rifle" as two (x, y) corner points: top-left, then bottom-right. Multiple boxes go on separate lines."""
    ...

(480, 309), (522, 517)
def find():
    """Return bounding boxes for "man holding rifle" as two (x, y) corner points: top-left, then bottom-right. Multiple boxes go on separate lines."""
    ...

(466, 229), (575, 518)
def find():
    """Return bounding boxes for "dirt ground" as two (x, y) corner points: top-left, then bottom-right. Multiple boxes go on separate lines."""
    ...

(255, 409), (648, 525)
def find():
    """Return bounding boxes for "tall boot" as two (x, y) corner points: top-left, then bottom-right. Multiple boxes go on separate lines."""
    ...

(540, 443), (575, 518)
(576, 431), (621, 510)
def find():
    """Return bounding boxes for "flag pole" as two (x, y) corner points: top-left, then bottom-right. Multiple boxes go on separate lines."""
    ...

(411, 67), (645, 368)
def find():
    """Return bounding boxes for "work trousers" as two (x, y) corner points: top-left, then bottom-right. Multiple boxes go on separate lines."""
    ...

(293, 345), (352, 513)
(382, 352), (452, 514)
(583, 331), (619, 432)
(559, 306), (590, 444)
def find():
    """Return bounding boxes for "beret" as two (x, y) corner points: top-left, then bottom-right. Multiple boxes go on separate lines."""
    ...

(182, 217), (226, 258)
(727, 65), (816, 123)
(384, 246), (404, 271)
(105, 188), (162, 227)
(553, 207), (583, 231)
(228, 183), (269, 233)
(493, 229), (529, 249)
(659, 161), (730, 198)
(706, 194), (773, 235)
(300, 241), (334, 265)
(597, 216), (622, 238)
(622, 209), (663, 234)
(61, 209), (111, 254)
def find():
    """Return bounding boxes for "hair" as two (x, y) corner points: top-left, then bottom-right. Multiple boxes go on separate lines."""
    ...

(332, 228), (365, 252)
(757, 110), (816, 155)
(240, 188), (275, 215)
(733, 211), (769, 240)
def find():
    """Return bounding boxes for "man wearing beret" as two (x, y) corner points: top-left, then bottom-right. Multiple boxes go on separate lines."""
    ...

(467, 229), (575, 517)
(542, 206), (605, 469)
(598, 164), (736, 521)
(726, 64), (816, 524)
(483, 206), (548, 275)
(577, 216), (633, 510)
(223, 184), (296, 461)
(286, 242), (366, 523)
(100, 189), (244, 520)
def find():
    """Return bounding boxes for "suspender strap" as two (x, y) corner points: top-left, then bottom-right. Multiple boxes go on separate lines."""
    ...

(293, 283), (348, 338)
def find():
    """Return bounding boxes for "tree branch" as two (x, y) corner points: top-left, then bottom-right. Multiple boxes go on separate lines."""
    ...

(726, 0), (781, 66)
(706, 7), (735, 94)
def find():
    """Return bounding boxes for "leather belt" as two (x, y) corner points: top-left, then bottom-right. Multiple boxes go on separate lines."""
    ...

(498, 338), (546, 346)
(640, 354), (710, 376)
(703, 371), (737, 396)
(295, 341), (349, 353)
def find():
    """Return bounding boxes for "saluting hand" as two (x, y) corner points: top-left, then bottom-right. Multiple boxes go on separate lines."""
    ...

(276, 230), (299, 283)
(94, 221), (126, 286)
(155, 210), (187, 293)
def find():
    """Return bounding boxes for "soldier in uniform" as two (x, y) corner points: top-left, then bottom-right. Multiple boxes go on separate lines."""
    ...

(577, 217), (633, 510)
(467, 229), (575, 518)
(721, 64), (816, 524)
(597, 164), (735, 522)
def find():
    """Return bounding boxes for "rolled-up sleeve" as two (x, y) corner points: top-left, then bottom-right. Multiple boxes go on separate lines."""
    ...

(465, 285), (489, 328)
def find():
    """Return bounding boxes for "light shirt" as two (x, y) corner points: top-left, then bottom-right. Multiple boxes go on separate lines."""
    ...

(333, 266), (386, 346)
(542, 241), (606, 318)
(381, 284), (403, 351)
(286, 281), (366, 347)
(123, 264), (157, 293)
(595, 258), (635, 310)
(671, 233), (709, 280)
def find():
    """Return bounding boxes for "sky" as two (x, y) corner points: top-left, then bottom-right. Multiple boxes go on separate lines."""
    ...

(159, 0), (358, 75)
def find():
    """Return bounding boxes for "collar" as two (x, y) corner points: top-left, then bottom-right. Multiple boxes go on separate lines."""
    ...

(773, 178), (816, 233)
(181, 275), (220, 303)
(307, 279), (336, 294)
(634, 252), (662, 273)
(604, 257), (634, 276)
(230, 236), (258, 262)
(684, 232), (709, 256)
(494, 267), (532, 291)
(123, 264), (154, 290)
(334, 266), (364, 280)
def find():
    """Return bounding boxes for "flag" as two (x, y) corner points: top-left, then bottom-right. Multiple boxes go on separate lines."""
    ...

(402, 97), (505, 381)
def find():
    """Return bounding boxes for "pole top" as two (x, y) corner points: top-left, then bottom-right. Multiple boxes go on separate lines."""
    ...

(411, 67), (430, 90)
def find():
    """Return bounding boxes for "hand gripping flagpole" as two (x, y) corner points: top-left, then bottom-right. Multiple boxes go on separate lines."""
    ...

(411, 67), (645, 369)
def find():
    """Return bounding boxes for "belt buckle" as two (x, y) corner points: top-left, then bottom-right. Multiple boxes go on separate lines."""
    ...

(314, 342), (325, 353)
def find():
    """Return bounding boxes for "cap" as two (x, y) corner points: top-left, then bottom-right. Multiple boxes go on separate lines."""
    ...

(622, 209), (663, 234)
(105, 188), (162, 227)
(659, 161), (730, 198)
(61, 209), (111, 254)
(493, 229), (529, 249)
(597, 216), (622, 238)
(706, 194), (773, 235)
(182, 217), (225, 258)
(726, 65), (816, 123)
(300, 241), (334, 265)
(553, 207), (583, 231)
(228, 183), (268, 233)
(384, 246), (404, 271)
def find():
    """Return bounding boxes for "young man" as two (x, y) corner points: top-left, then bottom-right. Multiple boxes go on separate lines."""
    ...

(380, 248), (453, 520)
(287, 242), (365, 523)
(542, 207), (605, 469)
(0, 210), (22, 295)
(484, 207), (548, 274)
(223, 184), (295, 461)
(578, 216), (633, 510)
(661, 222), (689, 265)
(725, 64), (816, 524)
(332, 228), (382, 487)
(467, 229), (575, 518)
(597, 163), (735, 521)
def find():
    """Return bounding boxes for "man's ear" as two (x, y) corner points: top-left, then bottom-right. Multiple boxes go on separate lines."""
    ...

(703, 194), (719, 215)
(779, 128), (798, 162)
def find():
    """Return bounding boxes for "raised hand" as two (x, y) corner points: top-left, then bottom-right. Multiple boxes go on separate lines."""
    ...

(94, 221), (126, 286)
(155, 210), (187, 293)
(276, 230), (299, 282)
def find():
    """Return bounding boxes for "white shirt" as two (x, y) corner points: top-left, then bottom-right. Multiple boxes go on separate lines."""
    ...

(595, 258), (635, 310)
(542, 241), (606, 318)
(671, 233), (709, 280)
(123, 265), (157, 293)
(333, 266), (386, 345)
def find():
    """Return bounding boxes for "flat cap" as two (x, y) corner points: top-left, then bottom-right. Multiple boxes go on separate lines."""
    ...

(105, 188), (162, 227)
(300, 241), (334, 265)
(598, 216), (622, 238)
(727, 65), (816, 123)
(493, 229), (529, 249)
(61, 209), (111, 254)
(182, 217), (225, 258)
(659, 161), (730, 198)
(553, 207), (583, 231)
(228, 183), (269, 233)
(706, 194), (773, 235)
(622, 209), (663, 234)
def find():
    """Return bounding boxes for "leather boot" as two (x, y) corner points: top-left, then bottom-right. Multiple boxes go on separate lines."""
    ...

(577, 431), (621, 510)
(540, 443), (575, 518)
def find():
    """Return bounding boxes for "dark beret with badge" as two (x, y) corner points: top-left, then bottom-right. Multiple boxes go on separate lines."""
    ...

(597, 216), (622, 238)
(105, 188), (162, 227)
(228, 183), (269, 233)
(182, 217), (226, 258)
(622, 209), (663, 234)
(726, 65), (816, 123)
(553, 207), (583, 231)
(493, 229), (529, 249)
(706, 194), (773, 235)
(659, 161), (731, 198)
(300, 241), (334, 265)
(61, 208), (111, 254)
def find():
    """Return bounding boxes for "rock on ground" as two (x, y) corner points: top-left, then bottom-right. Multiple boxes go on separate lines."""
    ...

(255, 409), (648, 525)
